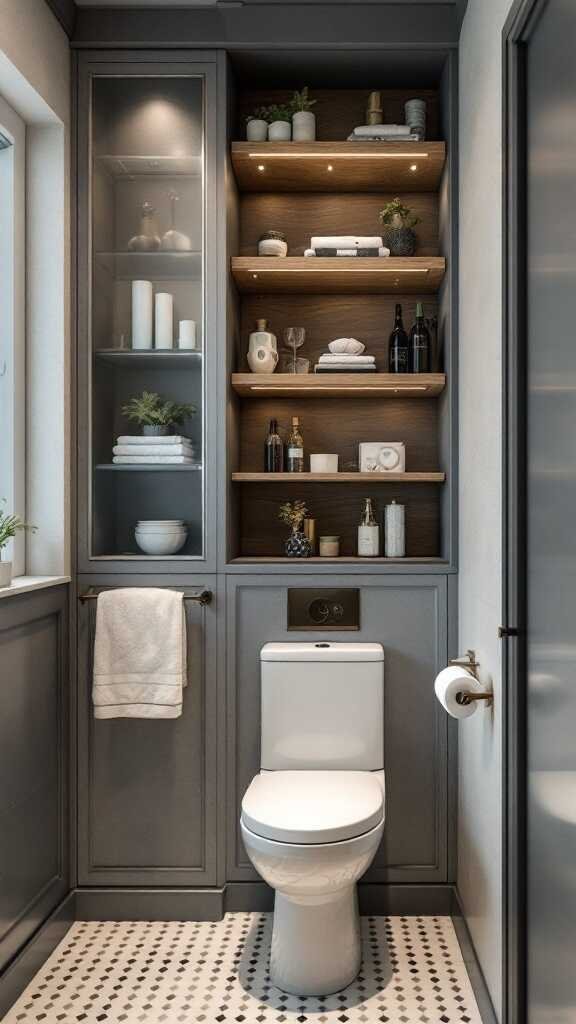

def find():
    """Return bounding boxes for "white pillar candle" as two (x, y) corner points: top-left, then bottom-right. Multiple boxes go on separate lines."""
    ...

(131, 280), (153, 350)
(178, 319), (196, 350)
(385, 501), (405, 557)
(155, 292), (174, 349)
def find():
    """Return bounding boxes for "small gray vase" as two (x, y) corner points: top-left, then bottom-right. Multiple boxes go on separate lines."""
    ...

(143, 424), (170, 436)
(382, 225), (417, 257)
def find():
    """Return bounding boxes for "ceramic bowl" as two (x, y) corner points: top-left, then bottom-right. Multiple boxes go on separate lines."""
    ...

(135, 529), (187, 555)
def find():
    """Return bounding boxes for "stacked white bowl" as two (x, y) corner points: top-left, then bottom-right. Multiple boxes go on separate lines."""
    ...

(135, 520), (188, 555)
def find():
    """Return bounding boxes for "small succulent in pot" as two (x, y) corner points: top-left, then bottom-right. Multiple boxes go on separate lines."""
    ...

(267, 103), (293, 142)
(121, 390), (195, 436)
(378, 197), (421, 256)
(290, 87), (317, 141)
(0, 500), (37, 588)
(278, 500), (312, 558)
(246, 105), (270, 142)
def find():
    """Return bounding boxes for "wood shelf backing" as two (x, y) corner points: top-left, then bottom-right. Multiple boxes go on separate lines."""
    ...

(232, 472), (445, 483)
(232, 141), (446, 193)
(232, 257), (445, 294)
(232, 373), (446, 398)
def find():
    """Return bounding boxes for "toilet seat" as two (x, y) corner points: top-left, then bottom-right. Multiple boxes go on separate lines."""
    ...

(241, 770), (384, 845)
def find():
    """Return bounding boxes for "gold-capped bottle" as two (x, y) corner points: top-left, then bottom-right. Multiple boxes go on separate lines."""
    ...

(286, 416), (304, 473)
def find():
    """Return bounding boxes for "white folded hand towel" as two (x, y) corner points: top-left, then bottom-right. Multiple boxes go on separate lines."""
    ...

(319, 354), (375, 364)
(112, 455), (195, 464)
(311, 235), (383, 250)
(92, 588), (187, 719)
(351, 124), (412, 138)
(116, 435), (193, 446)
(304, 247), (390, 258)
(113, 444), (194, 457)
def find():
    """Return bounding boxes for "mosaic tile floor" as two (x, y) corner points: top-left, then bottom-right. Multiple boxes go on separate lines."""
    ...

(3, 914), (483, 1024)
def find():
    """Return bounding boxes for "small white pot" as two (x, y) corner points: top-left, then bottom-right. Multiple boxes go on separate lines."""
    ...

(0, 561), (13, 588)
(246, 118), (268, 142)
(292, 110), (316, 141)
(268, 120), (291, 142)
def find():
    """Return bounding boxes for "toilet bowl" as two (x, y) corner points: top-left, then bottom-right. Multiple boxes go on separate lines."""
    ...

(241, 769), (385, 995)
(240, 642), (385, 996)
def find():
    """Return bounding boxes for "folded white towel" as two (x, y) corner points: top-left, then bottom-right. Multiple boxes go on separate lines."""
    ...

(92, 588), (187, 719)
(112, 455), (196, 464)
(113, 444), (194, 457)
(347, 132), (420, 142)
(351, 124), (412, 137)
(311, 236), (383, 250)
(319, 354), (375, 364)
(116, 435), (193, 446)
(304, 247), (390, 258)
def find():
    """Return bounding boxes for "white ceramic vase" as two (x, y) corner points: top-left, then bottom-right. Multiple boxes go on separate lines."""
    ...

(268, 120), (291, 142)
(246, 118), (268, 141)
(0, 561), (13, 588)
(292, 110), (316, 141)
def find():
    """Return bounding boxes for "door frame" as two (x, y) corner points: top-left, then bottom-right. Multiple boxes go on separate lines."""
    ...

(502, 1), (549, 1021)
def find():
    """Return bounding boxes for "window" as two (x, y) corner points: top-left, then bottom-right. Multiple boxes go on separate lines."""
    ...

(0, 95), (25, 576)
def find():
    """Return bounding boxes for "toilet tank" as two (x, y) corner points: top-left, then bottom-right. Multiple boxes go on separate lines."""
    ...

(260, 642), (384, 771)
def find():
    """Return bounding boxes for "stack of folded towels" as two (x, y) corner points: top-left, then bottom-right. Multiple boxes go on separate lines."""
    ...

(314, 338), (376, 374)
(347, 124), (420, 142)
(304, 235), (390, 258)
(112, 435), (197, 465)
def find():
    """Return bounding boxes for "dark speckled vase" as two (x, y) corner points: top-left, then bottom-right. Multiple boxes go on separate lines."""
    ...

(285, 528), (312, 558)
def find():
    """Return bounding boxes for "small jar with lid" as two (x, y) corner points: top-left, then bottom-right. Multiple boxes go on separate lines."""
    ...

(258, 231), (288, 257)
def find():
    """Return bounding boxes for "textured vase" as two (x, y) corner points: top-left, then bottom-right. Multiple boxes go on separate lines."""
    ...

(292, 110), (316, 141)
(142, 425), (170, 436)
(0, 561), (13, 588)
(285, 530), (312, 558)
(246, 118), (268, 141)
(382, 226), (417, 257)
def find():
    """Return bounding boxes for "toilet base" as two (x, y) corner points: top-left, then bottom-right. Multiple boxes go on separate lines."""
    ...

(270, 886), (361, 996)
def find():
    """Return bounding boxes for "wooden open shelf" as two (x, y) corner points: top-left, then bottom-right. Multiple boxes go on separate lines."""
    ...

(232, 472), (445, 483)
(229, 556), (448, 565)
(232, 141), (446, 192)
(231, 257), (445, 294)
(232, 373), (446, 398)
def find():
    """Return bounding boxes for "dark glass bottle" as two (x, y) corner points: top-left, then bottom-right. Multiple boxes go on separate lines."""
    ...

(264, 419), (284, 472)
(388, 303), (409, 373)
(409, 302), (431, 372)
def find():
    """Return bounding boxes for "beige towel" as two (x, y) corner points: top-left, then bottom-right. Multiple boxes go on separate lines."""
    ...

(92, 588), (187, 719)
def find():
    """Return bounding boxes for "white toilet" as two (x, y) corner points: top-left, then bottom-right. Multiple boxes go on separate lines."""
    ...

(241, 641), (385, 996)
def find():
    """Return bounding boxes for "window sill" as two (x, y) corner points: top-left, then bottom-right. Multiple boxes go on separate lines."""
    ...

(0, 575), (71, 599)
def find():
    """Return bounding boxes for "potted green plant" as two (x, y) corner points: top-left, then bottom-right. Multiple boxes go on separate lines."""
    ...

(267, 103), (293, 142)
(291, 87), (317, 141)
(0, 501), (37, 588)
(378, 197), (421, 256)
(278, 500), (312, 558)
(246, 105), (270, 142)
(121, 390), (195, 436)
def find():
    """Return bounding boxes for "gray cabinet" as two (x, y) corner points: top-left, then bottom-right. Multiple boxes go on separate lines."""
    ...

(0, 587), (69, 971)
(77, 576), (219, 886)
(226, 574), (449, 884)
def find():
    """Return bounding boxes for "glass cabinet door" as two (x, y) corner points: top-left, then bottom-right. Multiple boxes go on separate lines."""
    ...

(88, 72), (208, 561)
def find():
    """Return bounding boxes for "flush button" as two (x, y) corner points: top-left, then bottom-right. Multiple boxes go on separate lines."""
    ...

(287, 589), (360, 631)
(315, 642), (331, 648)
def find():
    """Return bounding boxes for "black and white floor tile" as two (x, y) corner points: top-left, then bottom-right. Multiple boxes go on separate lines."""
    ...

(3, 914), (483, 1023)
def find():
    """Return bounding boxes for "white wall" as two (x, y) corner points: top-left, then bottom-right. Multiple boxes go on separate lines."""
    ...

(0, 0), (71, 576)
(458, 0), (514, 1019)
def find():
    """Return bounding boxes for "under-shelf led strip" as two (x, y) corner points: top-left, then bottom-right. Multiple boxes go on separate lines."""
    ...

(248, 385), (429, 392)
(248, 152), (430, 159)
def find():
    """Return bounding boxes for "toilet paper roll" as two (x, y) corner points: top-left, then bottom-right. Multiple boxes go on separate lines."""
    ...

(434, 665), (482, 719)
(131, 280), (153, 350)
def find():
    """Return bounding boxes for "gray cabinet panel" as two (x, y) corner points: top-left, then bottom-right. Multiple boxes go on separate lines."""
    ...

(77, 576), (218, 886)
(226, 575), (448, 884)
(0, 587), (69, 972)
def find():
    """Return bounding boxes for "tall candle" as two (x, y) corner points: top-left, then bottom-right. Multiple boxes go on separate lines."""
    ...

(155, 292), (174, 349)
(178, 319), (196, 350)
(131, 280), (153, 350)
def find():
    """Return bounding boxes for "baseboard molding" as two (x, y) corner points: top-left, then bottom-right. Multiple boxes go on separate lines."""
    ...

(75, 887), (225, 921)
(226, 881), (455, 916)
(451, 891), (499, 1024)
(0, 891), (76, 1019)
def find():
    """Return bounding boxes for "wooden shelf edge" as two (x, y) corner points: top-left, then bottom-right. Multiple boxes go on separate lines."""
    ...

(231, 472), (446, 483)
(229, 556), (447, 564)
(231, 372), (446, 398)
(231, 256), (446, 294)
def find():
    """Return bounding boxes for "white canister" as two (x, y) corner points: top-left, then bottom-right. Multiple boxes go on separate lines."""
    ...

(131, 280), (153, 350)
(292, 110), (316, 141)
(155, 292), (174, 349)
(246, 118), (268, 142)
(258, 232), (288, 258)
(310, 454), (339, 473)
(385, 500), (406, 557)
(178, 319), (196, 350)
(268, 120), (291, 142)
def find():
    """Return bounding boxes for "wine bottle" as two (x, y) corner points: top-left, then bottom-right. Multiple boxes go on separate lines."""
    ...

(357, 498), (380, 557)
(286, 416), (304, 473)
(264, 419), (284, 472)
(409, 301), (431, 372)
(388, 303), (409, 373)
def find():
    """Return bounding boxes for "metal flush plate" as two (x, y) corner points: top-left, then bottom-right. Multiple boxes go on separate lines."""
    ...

(287, 589), (360, 631)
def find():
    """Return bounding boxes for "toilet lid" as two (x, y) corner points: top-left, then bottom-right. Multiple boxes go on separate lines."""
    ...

(241, 771), (384, 845)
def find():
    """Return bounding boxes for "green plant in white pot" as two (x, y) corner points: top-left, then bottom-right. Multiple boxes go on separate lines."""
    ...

(0, 502), (37, 588)
(121, 390), (195, 436)
(291, 87), (317, 141)
(246, 106), (270, 142)
(267, 103), (293, 142)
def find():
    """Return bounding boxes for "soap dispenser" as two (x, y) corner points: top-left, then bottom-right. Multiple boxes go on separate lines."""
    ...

(247, 319), (278, 374)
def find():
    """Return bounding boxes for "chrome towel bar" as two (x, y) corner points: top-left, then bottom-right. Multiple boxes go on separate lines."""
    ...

(79, 587), (212, 606)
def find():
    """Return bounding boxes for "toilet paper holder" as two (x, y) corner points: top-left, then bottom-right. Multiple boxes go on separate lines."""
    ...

(448, 650), (493, 707)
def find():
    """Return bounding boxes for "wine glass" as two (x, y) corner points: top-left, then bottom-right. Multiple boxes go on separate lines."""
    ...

(282, 327), (306, 373)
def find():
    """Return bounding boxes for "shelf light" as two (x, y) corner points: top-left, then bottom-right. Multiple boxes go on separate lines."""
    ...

(246, 267), (429, 274)
(248, 385), (429, 392)
(410, 163), (418, 172)
(248, 151), (430, 160)
(257, 163), (265, 172)
(327, 164), (334, 172)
